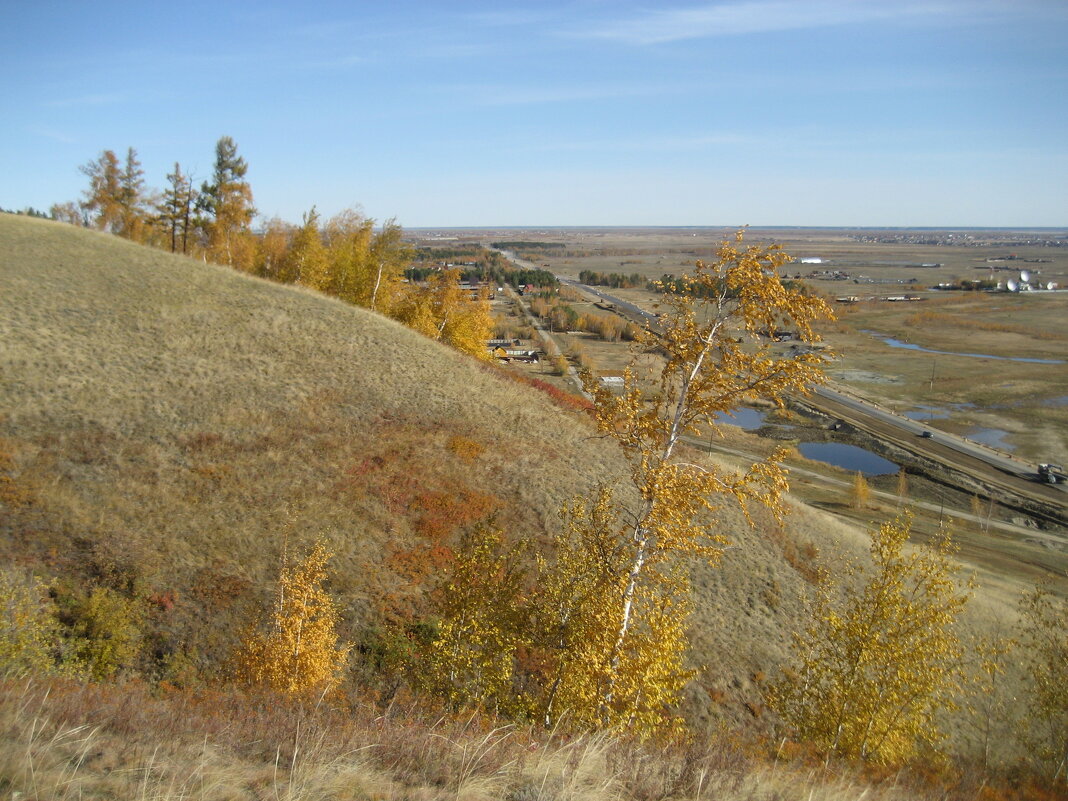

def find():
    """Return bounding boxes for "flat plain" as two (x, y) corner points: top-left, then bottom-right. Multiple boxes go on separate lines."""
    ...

(417, 226), (1068, 592)
(431, 226), (1068, 464)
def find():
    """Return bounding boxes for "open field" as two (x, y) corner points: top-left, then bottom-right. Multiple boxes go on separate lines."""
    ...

(463, 227), (1068, 465)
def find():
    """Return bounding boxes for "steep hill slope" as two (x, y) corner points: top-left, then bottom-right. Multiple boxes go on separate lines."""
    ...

(0, 215), (912, 722)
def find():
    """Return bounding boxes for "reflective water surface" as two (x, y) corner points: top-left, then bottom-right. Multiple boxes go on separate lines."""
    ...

(797, 442), (899, 476)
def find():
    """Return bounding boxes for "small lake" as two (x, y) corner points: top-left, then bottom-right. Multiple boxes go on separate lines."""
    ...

(713, 407), (765, 431)
(863, 332), (1064, 365)
(798, 442), (899, 476)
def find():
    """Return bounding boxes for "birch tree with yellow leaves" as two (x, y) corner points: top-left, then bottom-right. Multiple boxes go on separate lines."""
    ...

(769, 515), (971, 765)
(569, 232), (833, 734)
(290, 207), (330, 291)
(421, 524), (528, 713)
(394, 268), (494, 359)
(534, 490), (694, 734)
(235, 540), (351, 697)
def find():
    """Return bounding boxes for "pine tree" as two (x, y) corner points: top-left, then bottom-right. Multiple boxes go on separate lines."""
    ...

(157, 162), (197, 254)
(117, 147), (148, 241)
(199, 136), (256, 270)
(769, 515), (971, 764)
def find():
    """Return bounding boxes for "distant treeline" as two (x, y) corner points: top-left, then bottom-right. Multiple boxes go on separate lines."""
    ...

(578, 270), (646, 289)
(646, 274), (815, 300)
(415, 245), (494, 261)
(507, 267), (558, 287)
(0, 206), (51, 218)
(491, 241), (566, 250)
(410, 246), (557, 288)
(406, 262), (558, 289)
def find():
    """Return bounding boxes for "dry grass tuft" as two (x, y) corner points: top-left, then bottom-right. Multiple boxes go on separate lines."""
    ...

(1, 677), (1014, 801)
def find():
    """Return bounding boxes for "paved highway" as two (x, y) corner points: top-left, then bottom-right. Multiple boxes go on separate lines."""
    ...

(492, 253), (1067, 517)
(811, 384), (1036, 480)
(556, 276), (659, 326)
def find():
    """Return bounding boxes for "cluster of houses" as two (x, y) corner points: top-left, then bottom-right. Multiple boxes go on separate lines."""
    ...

(487, 339), (540, 363)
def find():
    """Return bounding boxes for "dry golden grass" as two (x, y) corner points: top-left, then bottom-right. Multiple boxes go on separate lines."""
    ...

(0, 677), (1028, 801)
(0, 215), (861, 701)
(0, 216), (1050, 778)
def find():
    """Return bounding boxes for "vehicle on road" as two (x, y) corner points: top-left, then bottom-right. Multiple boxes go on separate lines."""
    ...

(1038, 463), (1065, 484)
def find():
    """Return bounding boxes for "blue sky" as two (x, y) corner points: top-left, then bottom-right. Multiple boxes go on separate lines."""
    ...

(2, 1), (1066, 227)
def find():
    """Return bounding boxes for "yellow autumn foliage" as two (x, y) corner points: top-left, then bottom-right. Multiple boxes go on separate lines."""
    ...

(0, 568), (60, 677)
(1018, 583), (1068, 783)
(770, 515), (971, 765)
(536, 489), (692, 735)
(235, 540), (351, 696)
(851, 471), (871, 510)
(571, 232), (833, 735)
(394, 268), (493, 359)
(421, 524), (528, 714)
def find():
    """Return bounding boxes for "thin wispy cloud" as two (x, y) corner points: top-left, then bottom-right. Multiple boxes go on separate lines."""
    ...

(29, 126), (76, 144)
(454, 81), (679, 106)
(572, 1), (963, 45)
(514, 132), (764, 153)
(464, 9), (553, 27)
(45, 93), (126, 108)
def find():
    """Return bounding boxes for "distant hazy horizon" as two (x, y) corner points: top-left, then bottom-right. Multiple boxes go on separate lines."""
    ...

(405, 225), (1068, 233)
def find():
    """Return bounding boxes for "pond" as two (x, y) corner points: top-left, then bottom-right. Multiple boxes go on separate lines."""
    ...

(798, 442), (899, 476)
(863, 332), (1064, 365)
(712, 407), (765, 431)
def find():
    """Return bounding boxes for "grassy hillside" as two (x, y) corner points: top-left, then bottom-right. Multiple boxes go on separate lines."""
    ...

(0, 213), (870, 709)
(1, 215), (1057, 798)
